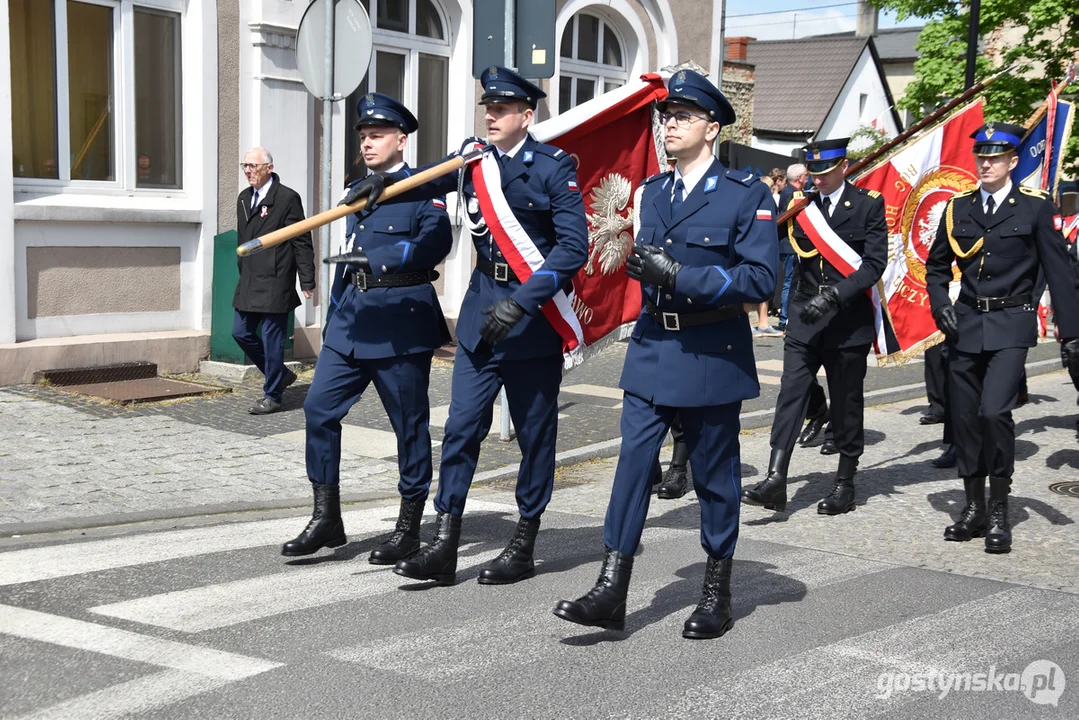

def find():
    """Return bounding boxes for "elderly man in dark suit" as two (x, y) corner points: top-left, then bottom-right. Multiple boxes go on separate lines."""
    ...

(233, 147), (315, 415)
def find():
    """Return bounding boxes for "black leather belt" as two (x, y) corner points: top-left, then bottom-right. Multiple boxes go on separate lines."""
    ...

(957, 292), (1033, 312)
(476, 256), (519, 282)
(351, 269), (439, 291)
(794, 281), (835, 296)
(645, 299), (744, 331)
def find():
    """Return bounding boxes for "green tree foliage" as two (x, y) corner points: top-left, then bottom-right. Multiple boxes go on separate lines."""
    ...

(871, 0), (1077, 172)
(848, 124), (892, 160)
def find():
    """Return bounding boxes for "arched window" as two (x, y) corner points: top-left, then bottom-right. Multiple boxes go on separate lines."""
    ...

(345, 0), (450, 183)
(558, 12), (627, 113)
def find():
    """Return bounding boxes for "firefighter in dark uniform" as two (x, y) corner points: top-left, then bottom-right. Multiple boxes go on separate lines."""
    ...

(282, 93), (453, 559)
(926, 121), (1079, 553)
(741, 137), (887, 515)
(340, 67), (588, 586)
(554, 70), (778, 639)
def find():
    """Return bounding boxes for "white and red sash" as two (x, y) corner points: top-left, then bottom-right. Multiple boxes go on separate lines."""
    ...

(793, 202), (890, 354)
(470, 145), (585, 352)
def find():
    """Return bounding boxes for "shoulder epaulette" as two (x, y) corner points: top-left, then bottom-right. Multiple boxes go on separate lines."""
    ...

(953, 189), (977, 199)
(1019, 186), (1049, 199)
(642, 171), (670, 186)
(532, 142), (568, 160)
(866, 189), (881, 199)
(725, 168), (755, 184)
(792, 190), (804, 199)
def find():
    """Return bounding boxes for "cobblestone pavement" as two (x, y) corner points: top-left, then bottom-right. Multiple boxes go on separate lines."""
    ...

(544, 369), (1079, 595)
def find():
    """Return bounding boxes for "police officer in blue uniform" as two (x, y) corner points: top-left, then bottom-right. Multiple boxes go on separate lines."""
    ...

(341, 67), (588, 586)
(553, 70), (778, 639)
(282, 93), (453, 559)
(741, 137), (887, 516)
(926, 122), (1079, 553)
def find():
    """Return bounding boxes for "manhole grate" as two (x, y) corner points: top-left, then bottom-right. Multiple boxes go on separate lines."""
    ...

(1048, 481), (1079, 498)
(53, 378), (228, 404)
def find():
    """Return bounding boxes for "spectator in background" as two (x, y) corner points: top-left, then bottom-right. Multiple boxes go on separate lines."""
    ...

(233, 147), (315, 415)
(776, 163), (809, 331)
(769, 168), (786, 205)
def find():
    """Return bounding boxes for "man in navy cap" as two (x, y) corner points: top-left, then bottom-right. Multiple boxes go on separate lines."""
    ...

(339, 66), (588, 586)
(741, 136), (887, 517)
(553, 69), (778, 640)
(281, 92), (453, 560)
(926, 121), (1079, 553)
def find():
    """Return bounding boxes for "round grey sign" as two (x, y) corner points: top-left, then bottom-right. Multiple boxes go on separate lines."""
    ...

(296, 0), (373, 100)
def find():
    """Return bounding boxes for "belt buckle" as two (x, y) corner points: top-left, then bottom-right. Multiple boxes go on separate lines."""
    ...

(355, 271), (368, 292)
(818, 284), (830, 295)
(661, 312), (681, 331)
(977, 296), (990, 312)
(494, 263), (510, 282)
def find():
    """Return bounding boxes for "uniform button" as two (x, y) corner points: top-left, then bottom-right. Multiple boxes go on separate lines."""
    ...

(496, 251), (503, 257)
(664, 293), (672, 300)
(726, 345), (732, 351)
(528, 202), (534, 208)
(686, 298), (692, 304)
(665, 239), (672, 246)
(359, 224), (365, 231)
(357, 246), (362, 251)
(986, 252), (991, 256)
(704, 237), (710, 244)
(381, 265), (387, 272)
(388, 225), (394, 231)
(410, 308), (415, 312)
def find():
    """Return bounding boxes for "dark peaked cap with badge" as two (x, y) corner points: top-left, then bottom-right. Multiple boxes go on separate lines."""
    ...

(803, 137), (850, 175)
(479, 65), (546, 108)
(657, 69), (736, 126)
(970, 122), (1025, 156)
(354, 92), (419, 134)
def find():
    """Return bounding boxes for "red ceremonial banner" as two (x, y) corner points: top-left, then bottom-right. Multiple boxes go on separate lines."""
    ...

(532, 75), (668, 359)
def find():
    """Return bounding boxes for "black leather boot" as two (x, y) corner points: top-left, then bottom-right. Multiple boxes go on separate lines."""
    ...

(740, 448), (790, 511)
(799, 407), (829, 446)
(478, 516), (541, 584)
(683, 556), (734, 640)
(818, 455), (857, 515)
(553, 548), (634, 631)
(281, 482), (347, 556)
(658, 437), (690, 499)
(369, 498), (425, 565)
(932, 445), (957, 469)
(984, 477), (1012, 554)
(943, 477), (987, 541)
(393, 512), (461, 585)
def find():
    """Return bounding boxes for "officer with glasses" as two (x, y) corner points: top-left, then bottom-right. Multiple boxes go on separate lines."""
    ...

(553, 69), (778, 640)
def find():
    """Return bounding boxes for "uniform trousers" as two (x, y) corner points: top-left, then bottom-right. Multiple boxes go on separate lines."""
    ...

(435, 344), (563, 520)
(232, 310), (290, 400)
(949, 346), (1028, 479)
(304, 345), (434, 500)
(770, 337), (871, 457)
(925, 342), (954, 444)
(604, 392), (742, 559)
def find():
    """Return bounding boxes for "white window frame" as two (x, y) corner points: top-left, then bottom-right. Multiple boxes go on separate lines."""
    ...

(14, 0), (185, 195)
(558, 11), (628, 113)
(364, 0), (452, 167)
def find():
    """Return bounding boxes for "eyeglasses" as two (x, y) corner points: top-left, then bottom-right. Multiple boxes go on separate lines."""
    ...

(659, 111), (711, 128)
(240, 162), (269, 170)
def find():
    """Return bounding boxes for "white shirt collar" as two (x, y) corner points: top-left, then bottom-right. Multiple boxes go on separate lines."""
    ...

(381, 162), (405, 174)
(252, 176), (273, 202)
(673, 159), (713, 198)
(497, 136), (529, 160)
(821, 182), (845, 213)
(979, 181), (1012, 211)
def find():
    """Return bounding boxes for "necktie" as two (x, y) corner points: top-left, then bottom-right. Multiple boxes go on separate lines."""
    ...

(671, 179), (685, 215)
(498, 154), (510, 172)
(251, 190), (259, 209)
(822, 196), (832, 217)
(986, 195), (996, 217)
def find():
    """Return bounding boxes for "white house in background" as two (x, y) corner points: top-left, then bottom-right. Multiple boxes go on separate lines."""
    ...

(727, 35), (902, 158)
(2, 0), (728, 384)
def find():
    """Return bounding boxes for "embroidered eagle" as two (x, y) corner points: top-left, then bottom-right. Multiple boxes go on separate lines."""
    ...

(585, 173), (634, 276)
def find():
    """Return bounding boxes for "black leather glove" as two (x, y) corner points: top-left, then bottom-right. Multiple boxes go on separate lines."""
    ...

(339, 173), (390, 208)
(324, 250), (370, 272)
(1062, 337), (1079, 370)
(479, 298), (527, 345)
(625, 244), (681, 290)
(799, 286), (839, 325)
(934, 305), (959, 343)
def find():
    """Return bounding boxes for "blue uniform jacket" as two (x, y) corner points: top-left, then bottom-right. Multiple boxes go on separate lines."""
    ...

(324, 165), (453, 359)
(388, 135), (589, 360)
(620, 159), (779, 408)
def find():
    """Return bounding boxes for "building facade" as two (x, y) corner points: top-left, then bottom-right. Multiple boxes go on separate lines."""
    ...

(2, 0), (724, 384)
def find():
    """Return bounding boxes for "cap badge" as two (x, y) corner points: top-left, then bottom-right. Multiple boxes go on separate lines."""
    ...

(675, 70), (686, 82)
(984, 123), (995, 139)
(364, 93), (374, 104)
(489, 66), (498, 78)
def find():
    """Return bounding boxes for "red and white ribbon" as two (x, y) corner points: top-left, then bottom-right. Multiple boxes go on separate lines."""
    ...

(470, 145), (584, 352)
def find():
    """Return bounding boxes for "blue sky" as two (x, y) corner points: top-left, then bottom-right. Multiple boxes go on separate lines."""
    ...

(724, 1), (927, 41)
